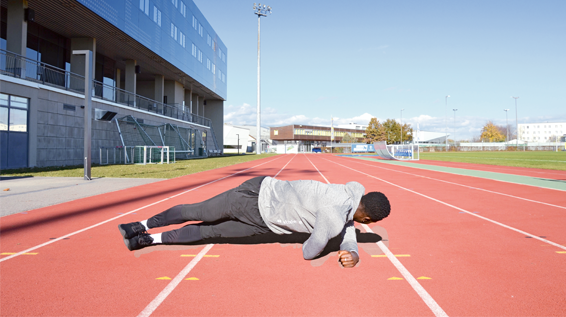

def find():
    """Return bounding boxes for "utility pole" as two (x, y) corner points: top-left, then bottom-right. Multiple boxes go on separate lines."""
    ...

(512, 97), (519, 149)
(445, 95), (450, 151)
(504, 109), (509, 144)
(453, 108), (458, 147)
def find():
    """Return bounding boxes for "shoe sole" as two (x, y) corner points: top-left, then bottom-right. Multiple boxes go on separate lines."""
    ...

(119, 224), (134, 251)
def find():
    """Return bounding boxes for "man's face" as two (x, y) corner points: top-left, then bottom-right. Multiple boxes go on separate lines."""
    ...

(353, 203), (378, 224)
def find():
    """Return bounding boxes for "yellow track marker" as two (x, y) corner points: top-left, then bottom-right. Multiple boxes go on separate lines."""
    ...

(557, 251), (566, 254)
(156, 276), (172, 280)
(181, 254), (219, 257)
(417, 276), (432, 280)
(372, 254), (410, 257)
(185, 277), (199, 280)
(388, 277), (403, 280)
(1, 252), (38, 255)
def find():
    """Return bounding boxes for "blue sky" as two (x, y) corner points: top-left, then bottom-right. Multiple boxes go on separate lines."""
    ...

(194, 0), (565, 140)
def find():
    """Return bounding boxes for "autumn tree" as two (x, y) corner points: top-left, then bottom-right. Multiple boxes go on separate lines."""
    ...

(480, 121), (505, 142)
(364, 118), (386, 143)
(382, 119), (413, 144)
(342, 132), (358, 143)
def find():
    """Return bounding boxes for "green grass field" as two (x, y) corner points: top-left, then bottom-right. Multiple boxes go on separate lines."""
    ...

(0, 154), (278, 179)
(419, 151), (566, 171)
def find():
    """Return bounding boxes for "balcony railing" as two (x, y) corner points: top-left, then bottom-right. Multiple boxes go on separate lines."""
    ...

(0, 49), (211, 127)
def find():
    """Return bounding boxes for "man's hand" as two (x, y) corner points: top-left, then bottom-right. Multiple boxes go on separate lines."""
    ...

(337, 250), (359, 268)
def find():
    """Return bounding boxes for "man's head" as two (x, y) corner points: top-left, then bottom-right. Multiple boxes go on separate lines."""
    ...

(353, 192), (391, 224)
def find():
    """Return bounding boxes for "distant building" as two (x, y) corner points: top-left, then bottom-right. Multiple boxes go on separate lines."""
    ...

(518, 122), (566, 142)
(270, 124), (365, 152)
(415, 131), (449, 144)
(223, 124), (249, 154)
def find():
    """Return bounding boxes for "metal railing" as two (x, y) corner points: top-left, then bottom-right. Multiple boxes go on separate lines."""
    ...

(1, 49), (212, 127)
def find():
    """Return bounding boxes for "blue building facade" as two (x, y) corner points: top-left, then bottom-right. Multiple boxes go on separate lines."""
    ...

(0, 0), (226, 169)
(77, 0), (227, 100)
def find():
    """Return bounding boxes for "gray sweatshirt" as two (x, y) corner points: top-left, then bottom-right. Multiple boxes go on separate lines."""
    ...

(258, 177), (365, 260)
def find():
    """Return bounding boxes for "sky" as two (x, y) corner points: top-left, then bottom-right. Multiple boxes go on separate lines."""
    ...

(194, 0), (565, 140)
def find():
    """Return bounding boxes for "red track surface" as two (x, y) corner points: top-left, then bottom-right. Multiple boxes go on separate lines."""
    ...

(1, 154), (565, 316)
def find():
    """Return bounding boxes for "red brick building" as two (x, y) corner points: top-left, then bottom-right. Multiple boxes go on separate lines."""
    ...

(270, 124), (365, 152)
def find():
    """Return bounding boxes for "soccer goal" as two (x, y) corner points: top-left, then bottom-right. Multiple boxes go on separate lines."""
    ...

(374, 141), (420, 161)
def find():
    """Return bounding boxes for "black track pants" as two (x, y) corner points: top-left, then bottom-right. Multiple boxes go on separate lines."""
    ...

(147, 176), (271, 244)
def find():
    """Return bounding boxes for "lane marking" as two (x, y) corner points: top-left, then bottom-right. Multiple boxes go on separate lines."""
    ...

(372, 254), (410, 257)
(156, 277), (171, 280)
(304, 154), (448, 317)
(325, 157), (566, 251)
(557, 251), (566, 254)
(139, 244), (213, 317)
(1, 252), (38, 255)
(181, 254), (219, 257)
(273, 153), (297, 178)
(185, 277), (199, 280)
(0, 156), (285, 263)
(388, 277), (404, 280)
(345, 158), (566, 208)
(138, 154), (297, 316)
(418, 277), (432, 280)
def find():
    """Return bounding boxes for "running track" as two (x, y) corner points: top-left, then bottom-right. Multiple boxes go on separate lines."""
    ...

(1, 154), (565, 316)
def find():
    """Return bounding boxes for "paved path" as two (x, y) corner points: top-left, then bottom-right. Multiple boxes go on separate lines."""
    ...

(0, 177), (165, 216)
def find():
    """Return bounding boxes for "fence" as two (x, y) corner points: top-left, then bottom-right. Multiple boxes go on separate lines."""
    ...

(418, 142), (565, 152)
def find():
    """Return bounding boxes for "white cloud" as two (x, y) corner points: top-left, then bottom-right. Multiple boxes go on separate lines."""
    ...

(224, 103), (566, 141)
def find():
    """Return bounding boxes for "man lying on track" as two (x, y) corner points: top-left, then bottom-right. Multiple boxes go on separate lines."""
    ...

(118, 176), (390, 268)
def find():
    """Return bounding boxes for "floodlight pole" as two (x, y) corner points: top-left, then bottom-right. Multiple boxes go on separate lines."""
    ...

(400, 109), (404, 144)
(453, 109), (458, 147)
(504, 109), (509, 143)
(445, 95), (450, 151)
(73, 50), (93, 180)
(236, 133), (240, 155)
(253, 3), (271, 155)
(512, 96), (519, 149)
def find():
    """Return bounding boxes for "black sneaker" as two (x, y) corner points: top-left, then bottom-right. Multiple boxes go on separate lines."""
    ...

(118, 222), (147, 239)
(124, 233), (154, 251)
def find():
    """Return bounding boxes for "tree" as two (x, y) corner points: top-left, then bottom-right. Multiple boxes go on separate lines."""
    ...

(364, 118), (386, 143)
(342, 132), (357, 144)
(382, 119), (413, 144)
(480, 121), (505, 142)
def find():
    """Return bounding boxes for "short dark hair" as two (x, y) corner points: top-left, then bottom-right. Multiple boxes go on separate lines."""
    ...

(361, 192), (390, 221)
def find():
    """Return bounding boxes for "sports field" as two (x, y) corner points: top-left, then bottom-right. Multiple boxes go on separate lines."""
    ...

(420, 151), (566, 170)
(1, 154), (565, 316)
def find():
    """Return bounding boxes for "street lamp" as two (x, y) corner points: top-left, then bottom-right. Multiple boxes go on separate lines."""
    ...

(236, 133), (240, 155)
(504, 109), (509, 143)
(512, 96), (519, 148)
(453, 108), (458, 147)
(400, 109), (405, 144)
(253, 3), (272, 155)
(445, 95), (450, 151)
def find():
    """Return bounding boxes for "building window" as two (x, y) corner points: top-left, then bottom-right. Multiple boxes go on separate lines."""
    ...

(222, 73), (226, 83)
(172, 0), (178, 8)
(153, 6), (162, 26)
(197, 49), (202, 63)
(212, 63), (215, 74)
(180, 1), (186, 17)
(192, 16), (198, 30)
(179, 32), (185, 47)
(0, 94), (28, 132)
(274, 130), (278, 135)
(198, 23), (204, 37)
(207, 58), (211, 70)
(192, 43), (196, 57)
(207, 34), (212, 46)
(140, 0), (149, 15)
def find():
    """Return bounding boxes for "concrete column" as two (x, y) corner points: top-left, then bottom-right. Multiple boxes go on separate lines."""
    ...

(71, 38), (96, 78)
(115, 69), (121, 89)
(6, 0), (28, 56)
(154, 75), (164, 103)
(207, 99), (224, 150)
(125, 60), (137, 94)
(202, 99), (206, 118)
(189, 87), (193, 113)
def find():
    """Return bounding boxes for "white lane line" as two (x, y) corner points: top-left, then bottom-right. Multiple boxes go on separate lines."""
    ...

(0, 156), (283, 263)
(304, 155), (449, 317)
(138, 244), (213, 317)
(363, 224), (448, 317)
(273, 154), (297, 178)
(344, 157), (566, 210)
(137, 154), (296, 316)
(326, 157), (566, 251)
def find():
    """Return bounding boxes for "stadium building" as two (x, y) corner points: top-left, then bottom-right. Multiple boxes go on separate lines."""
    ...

(270, 124), (365, 152)
(518, 122), (565, 142)
(1, 0), (226, 169)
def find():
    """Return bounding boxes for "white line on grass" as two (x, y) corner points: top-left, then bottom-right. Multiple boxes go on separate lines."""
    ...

(345, 158), (566, 209)
(326, 157), (566, 251)
(0, 156), (284, 263)
(304, 154), (449, 317)
(137, 155), (296, 316)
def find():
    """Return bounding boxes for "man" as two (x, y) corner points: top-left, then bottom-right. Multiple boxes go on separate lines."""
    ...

(118, 176), (390, 268)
